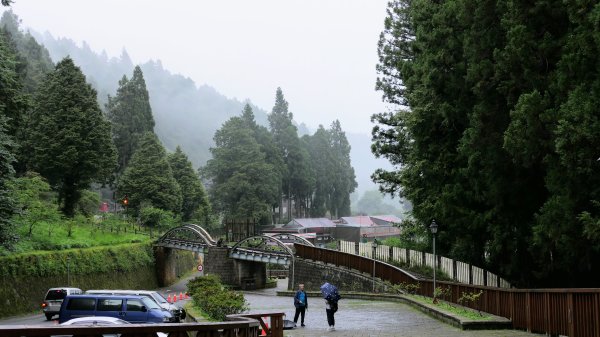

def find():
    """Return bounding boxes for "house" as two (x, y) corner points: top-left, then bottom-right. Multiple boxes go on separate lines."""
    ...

(333, 215), (402, 242)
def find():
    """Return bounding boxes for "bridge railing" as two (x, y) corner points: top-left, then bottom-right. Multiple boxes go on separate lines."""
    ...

(341, 240), (511, 288)
(295, 243), (600, 337)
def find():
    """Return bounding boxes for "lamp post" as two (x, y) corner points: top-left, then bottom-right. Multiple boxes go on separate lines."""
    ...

(430, 220), (438, 302)
(372, 240), (378, 292)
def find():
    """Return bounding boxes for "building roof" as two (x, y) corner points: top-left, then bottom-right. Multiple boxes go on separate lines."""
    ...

(339, 216), (377, 227)
(283, 218), (336, 229)
(370, 215), (402, 226)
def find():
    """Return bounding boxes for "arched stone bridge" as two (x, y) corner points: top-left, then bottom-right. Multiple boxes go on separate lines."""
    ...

(153, 224), (313, 288)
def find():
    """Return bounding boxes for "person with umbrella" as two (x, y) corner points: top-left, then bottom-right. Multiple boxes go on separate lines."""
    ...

(320, 282), (340, 331)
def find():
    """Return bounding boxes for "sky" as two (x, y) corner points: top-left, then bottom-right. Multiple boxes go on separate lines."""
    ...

(5, 0), (391, 134)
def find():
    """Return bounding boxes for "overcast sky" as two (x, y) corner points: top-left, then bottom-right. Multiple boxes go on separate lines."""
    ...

(5, 0), (390, 134)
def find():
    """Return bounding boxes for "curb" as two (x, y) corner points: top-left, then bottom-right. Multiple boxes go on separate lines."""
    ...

(276, 291), (512, 330)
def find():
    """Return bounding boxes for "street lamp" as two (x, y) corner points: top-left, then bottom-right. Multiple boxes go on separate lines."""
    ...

(430, 220), (438, 302)
(372, 240), (378, 292)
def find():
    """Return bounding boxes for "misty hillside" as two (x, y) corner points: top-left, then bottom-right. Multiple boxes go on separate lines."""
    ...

(28, 28), (399, 207)
(31, 31), (269, 168)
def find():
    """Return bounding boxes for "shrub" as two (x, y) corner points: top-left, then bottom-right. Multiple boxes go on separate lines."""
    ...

(187, 274), (247, 321)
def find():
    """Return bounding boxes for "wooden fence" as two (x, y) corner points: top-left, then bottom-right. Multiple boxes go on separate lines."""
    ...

(340, 240), (511, 288)
(297, 244), (600, 337)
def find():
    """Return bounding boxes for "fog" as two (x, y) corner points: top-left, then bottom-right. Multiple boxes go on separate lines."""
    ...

(6, 0), (389, 134)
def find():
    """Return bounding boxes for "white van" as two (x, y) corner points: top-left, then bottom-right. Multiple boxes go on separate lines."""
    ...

(42, 287), (83, 320)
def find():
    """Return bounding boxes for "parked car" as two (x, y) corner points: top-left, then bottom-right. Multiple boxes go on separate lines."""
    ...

(85, 290), (186, 322)
(58, 295), (174, 324)
(42, 287), (83, 320)
(60, 316), (167, 337)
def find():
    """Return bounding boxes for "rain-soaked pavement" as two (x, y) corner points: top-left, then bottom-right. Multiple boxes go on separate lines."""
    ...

(243, 280), (542, 337)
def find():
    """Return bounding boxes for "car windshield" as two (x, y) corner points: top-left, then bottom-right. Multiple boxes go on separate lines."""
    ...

(151, 292), (168, 304)
(45, 289), (67, 301)
(141, 297), (161, 310)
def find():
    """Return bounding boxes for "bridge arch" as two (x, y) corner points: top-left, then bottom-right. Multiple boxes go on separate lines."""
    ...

(268, 233), (314, 248)
(155, 224), (216, 252)
(229, 235), (294, 265)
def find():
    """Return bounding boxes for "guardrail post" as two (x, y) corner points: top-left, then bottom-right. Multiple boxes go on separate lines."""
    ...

(422, 251), (426, 267)
(389, 245), (393, 262)
(355, 242), (359, 255)
(452, 259), (457, 281)
(483, 270), (488, 287)
(406, 249), (410, 266)
(469, 264), (473, 285)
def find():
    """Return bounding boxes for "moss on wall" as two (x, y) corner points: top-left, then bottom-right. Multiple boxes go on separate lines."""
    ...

(0, 243), (158, 318)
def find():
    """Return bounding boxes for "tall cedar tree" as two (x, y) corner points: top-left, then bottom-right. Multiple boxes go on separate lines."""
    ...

(374, 0), (600, 286)
(303, 126), (335, 217)
(106, 65), (155, 173)
(27, 57), (116, 217)
(0, 117), (17, 249)
(202, 105), (279, 220)
(241, 104), (283, 223)
(168, 146), (211, 222)
(329, 120), (357, 217)
(117, 132), (182, 214)
(1, 12), (54, 174)
(267, 88), (313, 222)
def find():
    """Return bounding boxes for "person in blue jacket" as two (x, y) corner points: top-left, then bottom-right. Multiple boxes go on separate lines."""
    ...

(293, 283), (307, 327)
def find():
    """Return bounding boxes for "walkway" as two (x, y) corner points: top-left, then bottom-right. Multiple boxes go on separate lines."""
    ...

(243, 280), (542, 337)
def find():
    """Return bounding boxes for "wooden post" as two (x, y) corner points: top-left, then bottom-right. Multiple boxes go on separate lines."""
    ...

(422, 251), (426, 267)
(469, 264), (473, 285)
(567, 293), (574, 337)
(452, 259), (457, 281)
(526, 292), (532, 332)
(389, 245), (393, 262)
(483, 270), (488, 287)
(406, 249), (410, 266)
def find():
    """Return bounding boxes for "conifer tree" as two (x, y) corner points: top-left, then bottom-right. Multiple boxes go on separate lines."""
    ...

(27, 57), (116, 217)
(106, 65), (155, 173)
(0, 116), (17, 249)
(118, 132), (182, 214)
(202, 107), (279, 220)
(168, 146), (211, 222)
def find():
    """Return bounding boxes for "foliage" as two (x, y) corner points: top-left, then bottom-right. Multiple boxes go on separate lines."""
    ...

(382, 218), (427, 251)
(354, 190), (403, 217)
(202, 104), (279, 220)
(388, 259), (452, 282)
(139, 205), (178, 229)
(0, 242), (154, 277)
(187, 274), (248, 321)
(106, 66), (155, 173)
(7, 172), (61, 237)
(26, 57), (116, 217)
(434, 286), (451, 301)
(0, 116), (17, 249)
(117, 132), (182, 214)
(458, 291), (483, 313)
(168, 146), (211, 222)
(75, 189), (101, 217)
(373, 0), (600, 287)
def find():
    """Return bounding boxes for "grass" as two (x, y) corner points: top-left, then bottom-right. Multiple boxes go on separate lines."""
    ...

(406, 294), (491, 321)
(184, 302), (214, 322)
(4, 219), (153, 255)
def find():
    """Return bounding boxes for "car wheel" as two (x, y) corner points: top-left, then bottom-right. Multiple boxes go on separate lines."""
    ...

(45, 313), (53, 321)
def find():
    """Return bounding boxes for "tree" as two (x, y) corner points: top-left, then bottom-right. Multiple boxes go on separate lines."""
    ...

(168, 146), (211, 222)
(267, 88), (313, 221)
(117, 132), (182, 214)
(26, 57), (117, 217)
(373, 0), (600, 287)
(329, 120), (357, 217)
(202, 106), (279, 220)
(8, 172), (60, 237)
(106, 65), (155, 173)
(0, 116), (17, 249)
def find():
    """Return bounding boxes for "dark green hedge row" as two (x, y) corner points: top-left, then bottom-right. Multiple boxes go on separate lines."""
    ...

(0, 243), (154, 277)
(0, 243), (159, 318)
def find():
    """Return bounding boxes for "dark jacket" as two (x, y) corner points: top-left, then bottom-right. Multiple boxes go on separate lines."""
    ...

(294, 290), (308, 308)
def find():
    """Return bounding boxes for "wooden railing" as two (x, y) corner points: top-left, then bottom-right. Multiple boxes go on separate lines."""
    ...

(340, 240), (511, 288)
(296, 244), (600, 337)
(0, 319), (261, 337)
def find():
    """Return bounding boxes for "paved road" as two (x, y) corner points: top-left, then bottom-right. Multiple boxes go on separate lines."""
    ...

(243, 280), (542, 337)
